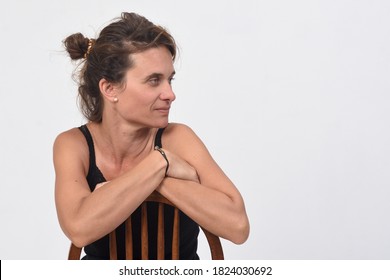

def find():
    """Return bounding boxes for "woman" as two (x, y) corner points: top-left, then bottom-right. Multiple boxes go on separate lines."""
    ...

(54, 12), (249, 260)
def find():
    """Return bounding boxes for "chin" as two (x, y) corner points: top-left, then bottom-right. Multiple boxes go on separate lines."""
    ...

(153, 118), (169, 128)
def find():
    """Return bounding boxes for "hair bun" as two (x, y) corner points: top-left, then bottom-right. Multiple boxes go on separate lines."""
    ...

(63, 33), (92, 60)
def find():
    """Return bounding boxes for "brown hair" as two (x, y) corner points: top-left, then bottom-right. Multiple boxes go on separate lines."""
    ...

(63, 12), (177, 122)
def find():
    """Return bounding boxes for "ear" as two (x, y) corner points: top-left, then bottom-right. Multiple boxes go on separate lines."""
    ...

(99, 78), (118, 102)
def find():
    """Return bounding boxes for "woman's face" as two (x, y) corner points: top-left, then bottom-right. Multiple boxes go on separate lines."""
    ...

(113, 47), (176, 128)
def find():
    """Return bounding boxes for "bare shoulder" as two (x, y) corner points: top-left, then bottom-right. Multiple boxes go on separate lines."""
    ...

(54, 127), (86, 153)
(164, 122), (195, 135)
(163, 123), (204, 149)
(53, 127), (89, 174)
(163, 123), (211, 160)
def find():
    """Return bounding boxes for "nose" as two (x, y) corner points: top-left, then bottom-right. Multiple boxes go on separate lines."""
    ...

(159, 82), (176, 102)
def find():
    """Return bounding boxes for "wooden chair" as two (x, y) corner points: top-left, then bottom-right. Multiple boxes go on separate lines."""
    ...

(68, 191), (224, 260)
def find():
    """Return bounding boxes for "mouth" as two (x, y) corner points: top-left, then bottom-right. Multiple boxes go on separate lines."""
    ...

(155, 107), (171, 114)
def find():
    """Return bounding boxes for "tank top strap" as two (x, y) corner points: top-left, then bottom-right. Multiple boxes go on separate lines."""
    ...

(78, 124), (97, 176)
(154, 127), (165, 148)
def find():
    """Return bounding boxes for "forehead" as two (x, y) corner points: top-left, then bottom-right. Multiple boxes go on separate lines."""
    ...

(129, 47), (175, 77)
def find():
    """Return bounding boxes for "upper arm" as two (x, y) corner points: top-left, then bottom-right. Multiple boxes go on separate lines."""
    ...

(53, 129), (92, 236)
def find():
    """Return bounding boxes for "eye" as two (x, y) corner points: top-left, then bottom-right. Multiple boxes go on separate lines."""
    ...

(148, 77), (160, 86)
(168, 77), (175, 85)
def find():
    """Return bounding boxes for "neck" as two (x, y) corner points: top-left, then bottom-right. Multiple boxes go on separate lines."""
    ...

(90, 121), (156, 163)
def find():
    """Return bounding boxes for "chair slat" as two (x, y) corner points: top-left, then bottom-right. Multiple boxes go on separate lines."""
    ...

(109, 230), (118, 260)
(141, 202), (148, 259)
(157, 202), (165, 259)
(171, 207), (180, 260)
(125, 217), (133, 259)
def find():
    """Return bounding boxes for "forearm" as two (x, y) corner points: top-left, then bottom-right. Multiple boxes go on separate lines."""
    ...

(156, 177), (249, 244)
(62, 151), (167, 247)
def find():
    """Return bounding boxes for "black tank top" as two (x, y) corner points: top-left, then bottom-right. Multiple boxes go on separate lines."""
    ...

(78, 125), (199, 260)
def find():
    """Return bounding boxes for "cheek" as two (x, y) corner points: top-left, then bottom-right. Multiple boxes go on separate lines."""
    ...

(120, 85), (159, 110)
(121, 93), (156, 114)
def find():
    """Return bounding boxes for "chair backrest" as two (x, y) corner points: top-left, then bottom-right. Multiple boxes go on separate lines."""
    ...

(68, 191), (224, 260)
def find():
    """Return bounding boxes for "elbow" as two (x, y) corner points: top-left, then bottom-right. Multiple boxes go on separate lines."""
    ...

(229, 202), (250, 244)
(63, 222), (92, 248)
(222, 211), (250, 245)
(231, 219), (250, 245)
(70, 235), (90, 249)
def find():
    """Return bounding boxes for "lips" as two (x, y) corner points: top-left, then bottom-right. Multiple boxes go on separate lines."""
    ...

(155, 107), (170, 113)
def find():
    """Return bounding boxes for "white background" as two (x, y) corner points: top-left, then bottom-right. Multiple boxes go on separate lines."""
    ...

(0, 0), (389, 260)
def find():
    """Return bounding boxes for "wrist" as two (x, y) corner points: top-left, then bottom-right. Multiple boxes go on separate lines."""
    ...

(154, 146), (169, 176)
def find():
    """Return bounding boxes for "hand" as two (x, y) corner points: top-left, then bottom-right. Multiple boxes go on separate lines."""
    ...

(162, 150), (199, 183)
